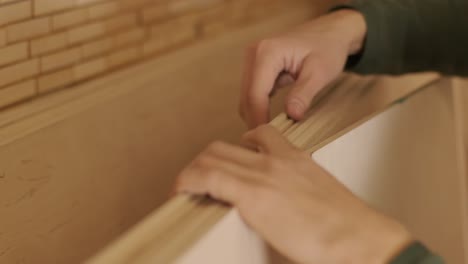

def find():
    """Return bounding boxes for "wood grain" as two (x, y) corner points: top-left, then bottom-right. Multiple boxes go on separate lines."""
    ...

(0, 6), (320, 264)
(87, 74), (440, 264)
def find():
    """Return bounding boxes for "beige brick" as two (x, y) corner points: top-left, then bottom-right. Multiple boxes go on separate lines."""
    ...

(67, 22), (105, 44)
(119, 0), (153, 9)
(107, 46), (140, 67)
(0, 79), (36, 107)
(199, 4), (230, 36)
(105, 13), (138, 32)
(41, 47), (82, 72)
(38, 68), (74, 93)
(52, 8), (88, 30)
(0, 1), (32, 27)
(0, 0), (20, 3)
(114, 28), (145, 48)
(31, 32), (67, 56)
(143, 38), (165, 56)
(34, 0), (74, 15)
(0, 29), (7, 48)
(75, 0), (107, 6)
(226, 1), (249, 24)
(145, 17), (197, 55)
(7, 17), (51, 43)
(168, 0), (223, 14)
(141, 3), (168, 23)
(73, 58), (107, 80)
(81, 37), (112, 59)
(88, 2), (119, 19)
(201, 21), (228, 36)
(0, 59), (39, 88)
(0, 42), (28, 67)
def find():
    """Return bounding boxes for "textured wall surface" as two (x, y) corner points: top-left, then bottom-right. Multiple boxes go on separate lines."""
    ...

(0, 0), (297, 109)
(0, 1), (327, 264)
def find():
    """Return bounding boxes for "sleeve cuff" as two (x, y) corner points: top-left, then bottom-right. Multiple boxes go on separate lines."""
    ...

(330, 1), (409, 75)
(389, 242), (444, 264)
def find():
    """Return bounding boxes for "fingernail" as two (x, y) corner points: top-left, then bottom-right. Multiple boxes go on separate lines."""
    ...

(287, 101), (303, 119)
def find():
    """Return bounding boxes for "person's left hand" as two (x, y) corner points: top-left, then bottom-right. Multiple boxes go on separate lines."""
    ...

(175, 125), (413, 264)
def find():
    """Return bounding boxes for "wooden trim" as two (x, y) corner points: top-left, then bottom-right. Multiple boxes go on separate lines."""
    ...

(87, 73), (441, 264)
(450, 77), (468, 260)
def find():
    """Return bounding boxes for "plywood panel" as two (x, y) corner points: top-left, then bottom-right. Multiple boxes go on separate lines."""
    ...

(88, 74), (441, 264)
(164, 80), (467, 264)
(0, 7), (317, 264)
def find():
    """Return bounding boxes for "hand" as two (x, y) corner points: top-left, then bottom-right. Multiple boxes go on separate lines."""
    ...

(240, 9), (367, 128)
(176, 125), (413, 264)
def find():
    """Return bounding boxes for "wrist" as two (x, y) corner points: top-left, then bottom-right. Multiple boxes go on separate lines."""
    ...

(331, 9), (367, 55)
(330, 212), (414, 264)
(350, 215), (414, 263)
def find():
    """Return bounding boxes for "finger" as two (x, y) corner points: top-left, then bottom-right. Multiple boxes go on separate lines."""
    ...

(242, 125), (295, 154)
(285, 56), (330, 120)
(242, 40), (284, 128)
(274, 72), (296, 91)
(176, 163), (252, 206)
(204, 141), (262, 167)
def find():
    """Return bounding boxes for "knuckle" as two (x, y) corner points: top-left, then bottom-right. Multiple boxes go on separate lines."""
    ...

(249, 124), (269, 139)
(256, 124), (272, 135)
(193, 155), (213, 169)
(205, 169), (219, 185)
(255, 38), (280, 55)
(207, 140), (225, 153)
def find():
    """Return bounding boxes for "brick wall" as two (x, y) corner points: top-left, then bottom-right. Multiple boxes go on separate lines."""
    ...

(0, 0), (300, 109)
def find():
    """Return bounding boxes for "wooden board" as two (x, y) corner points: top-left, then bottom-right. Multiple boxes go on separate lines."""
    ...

(0, 6), (321, 264)
(313, 79), (467, 264)
(88, 74), (441, 264)
(175, 78), (468, 264)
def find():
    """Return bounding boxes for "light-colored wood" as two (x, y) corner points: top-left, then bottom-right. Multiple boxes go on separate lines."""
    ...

(314, 80), (467, 263)
(87, 74), (441, 264)
(450, 78), (468, 258)
(177, 79), (468, 264)
(0, 6), (321, 263)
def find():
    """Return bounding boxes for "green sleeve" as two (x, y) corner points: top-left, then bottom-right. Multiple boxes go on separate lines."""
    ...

(390, 242), (444, 264)
(339, 0), (468, 76)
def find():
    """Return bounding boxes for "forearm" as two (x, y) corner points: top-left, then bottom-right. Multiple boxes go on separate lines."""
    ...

(341, 0), (468, 76)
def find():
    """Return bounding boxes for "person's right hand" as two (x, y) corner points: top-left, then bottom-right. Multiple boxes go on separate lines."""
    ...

(240, 9), (367, 128)
(176, 125), (413, 264)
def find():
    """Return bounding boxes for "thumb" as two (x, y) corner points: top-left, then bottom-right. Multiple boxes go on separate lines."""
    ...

(242, 125), (295, 155)
(285, 58), (330, 121)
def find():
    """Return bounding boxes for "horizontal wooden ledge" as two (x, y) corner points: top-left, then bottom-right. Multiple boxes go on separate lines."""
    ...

(87, 73), (442, 264)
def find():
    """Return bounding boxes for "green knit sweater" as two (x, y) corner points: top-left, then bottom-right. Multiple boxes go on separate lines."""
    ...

(346, 0), (468, 76)
(332, 0), (468, 263)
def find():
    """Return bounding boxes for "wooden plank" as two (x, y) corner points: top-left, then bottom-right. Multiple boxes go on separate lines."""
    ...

(0, 5), (323, 264)
(450, 78), (468, 260)
(87, 74), (440, 264)
(313, 80), (467, 263)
